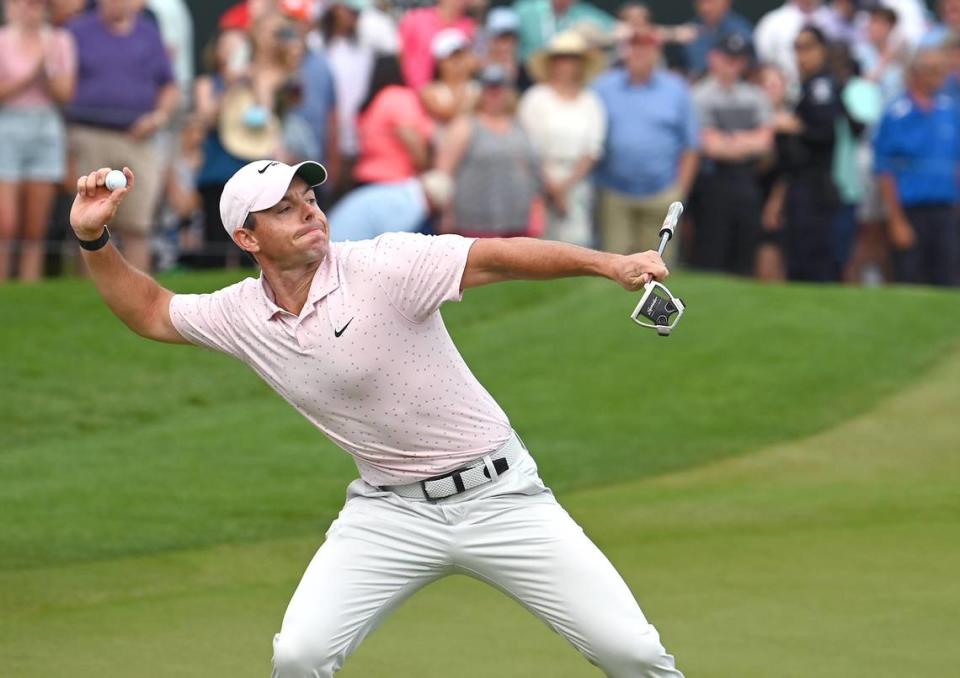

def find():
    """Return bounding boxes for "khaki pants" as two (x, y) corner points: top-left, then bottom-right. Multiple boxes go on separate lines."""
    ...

(599, 185), (682, 262)
(69, 125), (162, 235)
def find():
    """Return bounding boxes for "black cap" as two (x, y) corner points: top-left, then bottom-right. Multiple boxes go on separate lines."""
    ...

(717, 33), (752, 58)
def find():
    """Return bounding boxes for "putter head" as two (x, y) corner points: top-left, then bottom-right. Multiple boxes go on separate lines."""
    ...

(630, 281), (685, 337)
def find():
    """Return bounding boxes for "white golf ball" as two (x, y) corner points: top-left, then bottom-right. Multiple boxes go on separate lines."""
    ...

(105, 170), (127, 191)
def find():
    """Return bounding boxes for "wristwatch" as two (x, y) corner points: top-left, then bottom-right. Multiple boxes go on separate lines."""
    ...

(77, 227), (110, 252)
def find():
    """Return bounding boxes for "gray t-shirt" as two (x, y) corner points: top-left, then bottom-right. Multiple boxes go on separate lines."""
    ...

(693, 76), (772, 133)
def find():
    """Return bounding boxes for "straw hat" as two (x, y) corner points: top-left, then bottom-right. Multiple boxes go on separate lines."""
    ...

(527, 31), (606, 83)
(219, 84), (282, 161)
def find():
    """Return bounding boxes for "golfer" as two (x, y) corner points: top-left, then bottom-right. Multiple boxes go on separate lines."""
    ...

(70, 161), (683, 678)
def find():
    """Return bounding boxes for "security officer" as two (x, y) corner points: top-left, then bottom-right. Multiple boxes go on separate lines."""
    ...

(775, 25), (843, 281)
(691, 33), (773, 275)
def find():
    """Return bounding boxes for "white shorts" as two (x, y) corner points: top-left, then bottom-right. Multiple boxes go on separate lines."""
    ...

(0, 106), (66, 183)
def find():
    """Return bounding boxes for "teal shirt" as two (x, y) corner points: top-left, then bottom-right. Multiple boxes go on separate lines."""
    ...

(512, 0), (615, 61)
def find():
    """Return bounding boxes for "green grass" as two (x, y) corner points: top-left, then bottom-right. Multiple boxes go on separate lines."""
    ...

(2, 271), (960, 676)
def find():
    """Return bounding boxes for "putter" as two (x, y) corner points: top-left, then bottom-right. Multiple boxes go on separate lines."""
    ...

(630, 201), (686, 337)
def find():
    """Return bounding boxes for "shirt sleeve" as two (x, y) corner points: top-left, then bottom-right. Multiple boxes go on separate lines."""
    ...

(871, 112), (894, 175)
(374, 232), (477, 323)
(679, 85), (701, 150)
(168, 286), (246, 358)
(150, 24), (175, 88)
(584, 92), (606, 159)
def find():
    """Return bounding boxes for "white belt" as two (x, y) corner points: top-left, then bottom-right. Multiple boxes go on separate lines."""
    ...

(383, 433), (526, 501)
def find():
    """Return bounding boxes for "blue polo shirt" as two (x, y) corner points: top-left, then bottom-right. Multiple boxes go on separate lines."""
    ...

(684, 11), (754, 77)
(873, 93), (960, 206)
(329, 179), (427, 242)
(592, 68), (699, 198)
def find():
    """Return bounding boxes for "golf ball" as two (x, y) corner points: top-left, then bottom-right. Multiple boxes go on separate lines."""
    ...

(105, 170), (127, 191)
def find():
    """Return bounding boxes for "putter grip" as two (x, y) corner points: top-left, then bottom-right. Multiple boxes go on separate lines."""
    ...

(659, 202), (684, 240)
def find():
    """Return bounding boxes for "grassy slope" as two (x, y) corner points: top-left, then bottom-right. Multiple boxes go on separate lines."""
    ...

(3, 271), (960, 573)
(1, 343), (957, 677)
(2, 272), (960, 570)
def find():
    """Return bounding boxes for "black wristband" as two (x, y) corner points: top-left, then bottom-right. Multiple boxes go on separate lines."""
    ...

(77, 227), (110, 252)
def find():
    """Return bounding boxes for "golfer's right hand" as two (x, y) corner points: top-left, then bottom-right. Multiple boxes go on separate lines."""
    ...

(612, 251), (669, 291)
(70, 167), (134, 240)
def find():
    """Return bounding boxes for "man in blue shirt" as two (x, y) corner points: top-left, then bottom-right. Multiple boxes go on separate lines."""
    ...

(874, 47), (960, 286)
(327, 171), (451, 241)
(593, 28), (700, 257)
(683, 0), (754, 78)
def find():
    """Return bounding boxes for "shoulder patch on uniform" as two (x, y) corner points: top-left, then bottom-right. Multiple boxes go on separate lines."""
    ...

(811, 77), (833, 104)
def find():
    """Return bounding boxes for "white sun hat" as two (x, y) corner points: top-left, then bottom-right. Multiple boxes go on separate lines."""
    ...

(219, 160), (328, 238)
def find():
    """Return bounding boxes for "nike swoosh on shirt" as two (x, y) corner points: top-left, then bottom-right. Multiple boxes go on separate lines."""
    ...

(334, 318), (354, 338)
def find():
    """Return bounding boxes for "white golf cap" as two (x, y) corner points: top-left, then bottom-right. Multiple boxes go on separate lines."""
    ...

(219, 160), (327, 238)
(431, 28), (469, 60)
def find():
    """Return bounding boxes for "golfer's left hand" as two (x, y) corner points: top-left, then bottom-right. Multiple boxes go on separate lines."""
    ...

(612, 251), (669, 291)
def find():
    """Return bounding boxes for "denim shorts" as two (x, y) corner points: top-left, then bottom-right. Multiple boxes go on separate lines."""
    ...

(0, 106), (66, 182)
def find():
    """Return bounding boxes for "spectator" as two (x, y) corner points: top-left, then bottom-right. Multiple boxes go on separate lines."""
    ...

(242, 13), (317, 165)
(756, 63), (790, 281)
(774, 25), (843, 282)
(436, 64), (543, 237)
(818, 0), (862, 46)
(328, 170), (453, 241)
(147, 0), (194, 108)
(519, 31), (606, 246)
(354, 55), (434, 185)
(481, 7), (533, 92)
(157, 114), (204, 270)
(421, 29), (480, 127)
(682, 0), (754, 79)
(874, 47), (960, 286)
(0, 0), (76, 282)
(592, 28), (699, 258)
(316, 0), (376, 199)
(855, 5), (906, 103)
(66, 0), (179, 272)
(921, 0), (960, 48)
(755, 0), (832, 88)
(191, 29), (253, 269)
(512, 0), (615, 62)
(691, 33), (772, 276)
(881, 0), (933, 49)
(292, 14), (341, 197)
(49, 0), (86, 27)
(398, 0), (477, 90)
(309, 0), (401, 56)
(828, 42), (883, 276)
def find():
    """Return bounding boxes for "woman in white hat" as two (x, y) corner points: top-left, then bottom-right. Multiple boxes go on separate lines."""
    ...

(518, 30), (607, 247)
(421, 28), (480, 128)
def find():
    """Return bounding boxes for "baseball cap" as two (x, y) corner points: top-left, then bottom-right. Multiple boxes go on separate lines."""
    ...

(431, 28), (469, 60)
(716, 33), (752, 58)
(477, 63), (511, 87)
(486, 7), (519, 36)
(219, 160), (327, 238)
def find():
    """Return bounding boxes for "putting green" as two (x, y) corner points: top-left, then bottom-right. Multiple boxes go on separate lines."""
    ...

(3, 346), (957, 677)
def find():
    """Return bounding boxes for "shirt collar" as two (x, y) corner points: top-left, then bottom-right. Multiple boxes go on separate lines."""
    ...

(256, 249), (340, 321)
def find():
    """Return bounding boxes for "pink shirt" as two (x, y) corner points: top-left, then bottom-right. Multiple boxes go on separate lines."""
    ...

(169, 233), (513, 486)
(0, 27), (75, 108)
(398, 7), (476, 90)
(354, 86), (434, 184)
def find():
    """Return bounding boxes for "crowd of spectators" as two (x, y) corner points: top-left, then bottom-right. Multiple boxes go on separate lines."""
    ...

(1, 0), (959, 287)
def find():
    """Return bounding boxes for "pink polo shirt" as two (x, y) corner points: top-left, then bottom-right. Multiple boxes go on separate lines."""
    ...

(168, 233), (513, 486)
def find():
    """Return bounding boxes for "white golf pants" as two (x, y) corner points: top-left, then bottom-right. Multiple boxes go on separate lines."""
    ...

(272, 439), (683, 677)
